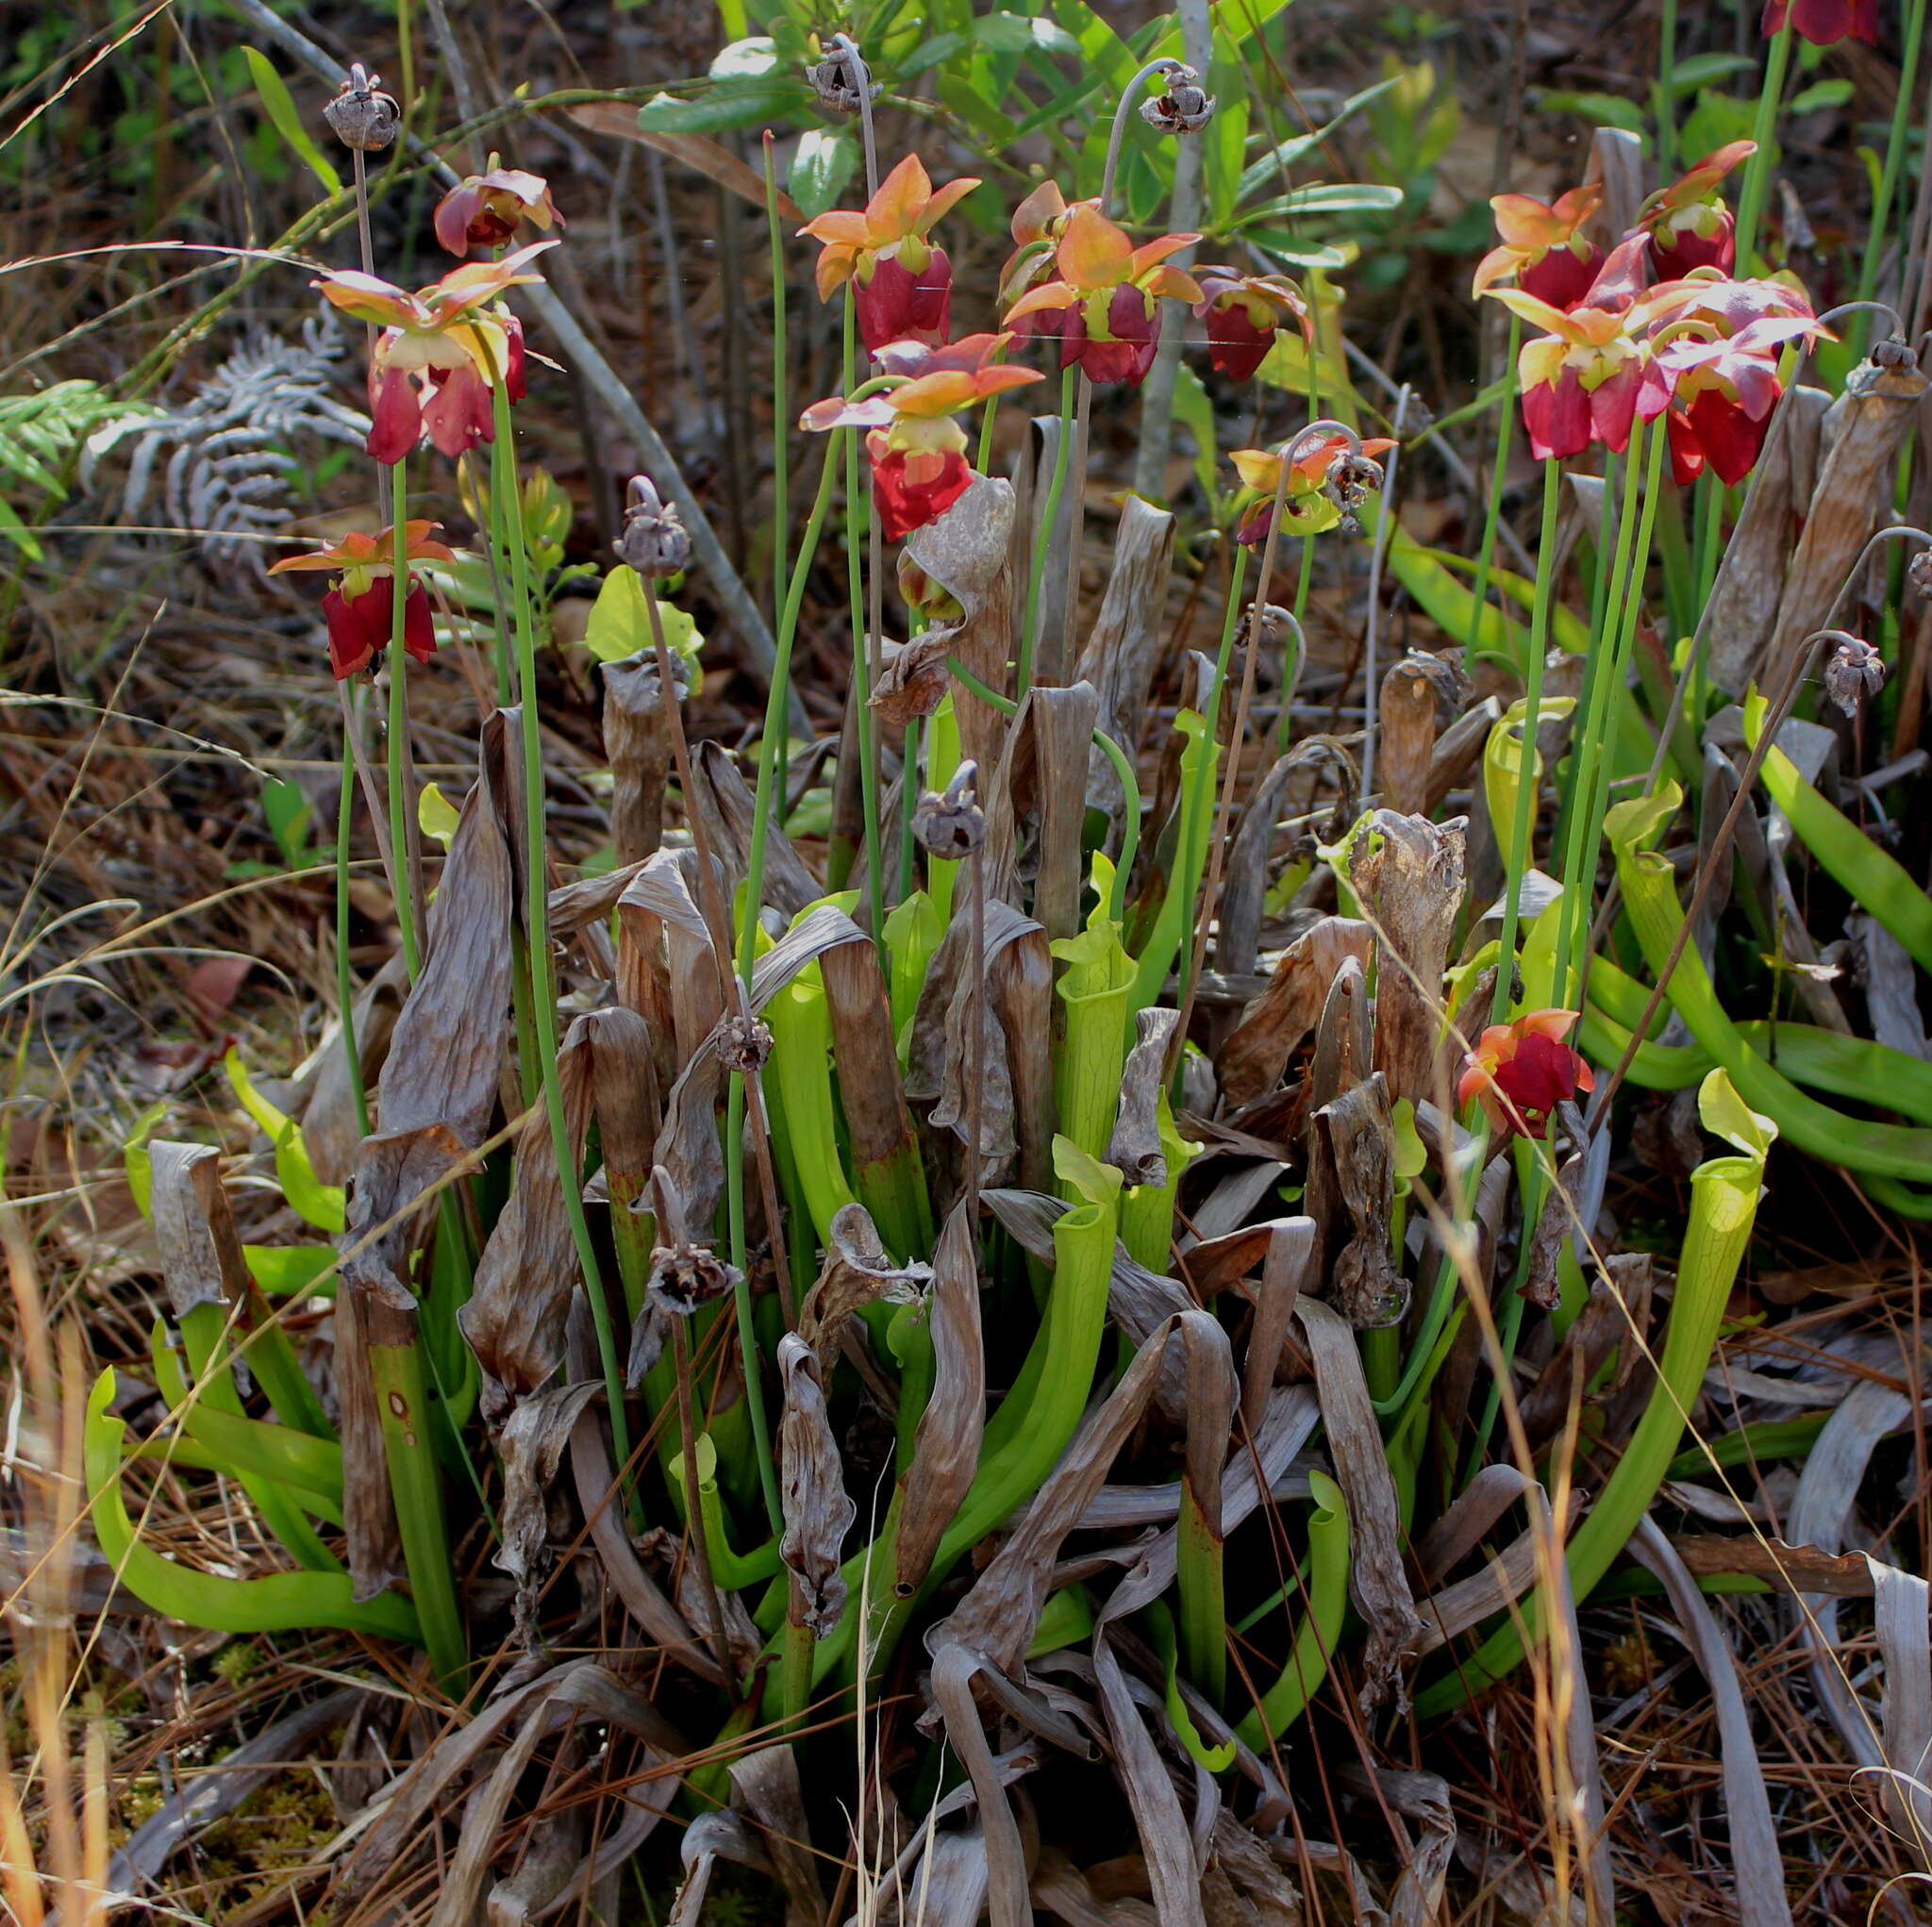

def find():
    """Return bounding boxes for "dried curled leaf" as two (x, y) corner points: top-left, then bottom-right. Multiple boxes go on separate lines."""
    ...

(776, 1334), (855, 1635)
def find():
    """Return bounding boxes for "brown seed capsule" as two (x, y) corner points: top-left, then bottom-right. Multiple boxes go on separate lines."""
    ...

(1870, 334), (1917, 370)
(805, 42), (879, 116)
(718, 1011), (774, 1074)
(324, 63), (401, 153)
(1140, 65), (1214, 134)
(911, 759), (985, 859)
(1324, 450), (1386, 535)
(614, 474), (691, 578)
(1822, 635), (1886, 718)
(1907, 549), (1932, 602)
(646, 1242), (741, 1316)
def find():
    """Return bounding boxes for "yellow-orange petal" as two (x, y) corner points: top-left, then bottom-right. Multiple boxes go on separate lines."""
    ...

(1056, 204), (1134, 291)
(916, 174), (981, 234)
(867, 153), (933, 240)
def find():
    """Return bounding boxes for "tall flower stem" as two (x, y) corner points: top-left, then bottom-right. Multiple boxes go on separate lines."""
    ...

(1558, 422), (1666, 997)
(1733, 11), (1794, 270)
(1489, 458), (1563, 1026)
(386, 458), (424, 981)
(1853, 0), (1927, 351)
(1656, 0), (1679, 178)
(334, 704), (368, 1137)
(491, 381), (635, 1501)
(840, 292), (889, 943)
(1018, 366), (1077, 699)
(763, 135), (791, 789)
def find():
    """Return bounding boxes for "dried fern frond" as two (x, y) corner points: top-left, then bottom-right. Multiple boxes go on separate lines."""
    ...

(85, 318), (371, 573)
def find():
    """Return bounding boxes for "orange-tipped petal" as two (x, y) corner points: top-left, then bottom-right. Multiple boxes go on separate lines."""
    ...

(1056, 204), (1135, 290)
(1140, 264), (1204, 304)
(1010, 179), (1068, 242)
(1002, 280), (1076, 324)
(868, 153), (934, 239)
(917, 174), (981, 233)
(799, 208), (869, 244)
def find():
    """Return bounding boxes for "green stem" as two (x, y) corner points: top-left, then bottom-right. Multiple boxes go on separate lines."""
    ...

(387, 460), (421, 982)
(841, 292), (888, 942)
(1018, 365), (1078, 700)
(1733, 12), (1794, 270)
(1656, 0), (1678, 178)
(1489, 458), (1561, 1023)
(335, 706), (368, 1137)
(1570, 424), (1666, 996)
(368, 1338), (467, 1685)
(491, 382), (635, 1506)
(484, 440), (519, 709)
(1853, 0), (1927, 352)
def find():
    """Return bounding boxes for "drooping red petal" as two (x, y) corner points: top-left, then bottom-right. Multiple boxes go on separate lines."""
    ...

(855, 257), (919, 354)
(1762, 0), (1877, 42)
(1205, 302), (1274, 381)
(906, 247), (954, 343)
(401, 580), (438, 664)
(1587, 361), (1642, 455)
(1517, 241), (1603, 312)
(1666, 407), (1707, 485)
(1651, 214), (1735, 279)
(322, 583), (392, 679)
(869, 443), (974, 541)
(1080, 285), (1158, 387)
(1490, 1031), (1590, 1137)
(502, 311), (526, 403)
(1685, 387), (1770, 485)
(1522, 368), (1591, 461)
(366, 363), (421, 464)
(421, 364), (495, 458)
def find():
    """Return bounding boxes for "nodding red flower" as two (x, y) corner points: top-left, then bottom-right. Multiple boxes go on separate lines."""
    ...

(800, 333), (1044, 542)
(1001, 204), (1202, 387)
(432, 164), (563, 258)
(1457, 1009), (1594, 1138)
(1473, 183), (1605, 310)
(799, 155), (980, 355)
(1229, 432), (1397, 548)
(1637, 140), (1755, 279)
(314, 245), (551, 460)
(1191, 268), (1312, 381)
(1486, 241), (1675, 462)
(1761, 0), (1879, 42)
(1649, 274), (1828, 485)
(997, 181), (1087, 341)
(268, 523), (455, 678)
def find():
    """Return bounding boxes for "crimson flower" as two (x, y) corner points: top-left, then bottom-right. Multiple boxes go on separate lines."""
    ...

(1485, 240), (1674, 461)
(1191, 268), (1312, 381)
(269, 523), (455, 679)
(1457, 1010), (1594, 1138)
(799, 155), (979, 355)
(1229, 432), (1397, 549)
(314, 245), (550, 461)
(1649, 274), (1827, 485)
(432, 164), (563, 258)
(1637, 141), (1755, 279)
(1761, 0), (1878, 42)
(800, 334), (1043, 541)
(1473, 183), (1605, 310)
(1002, 204), (1202, 387)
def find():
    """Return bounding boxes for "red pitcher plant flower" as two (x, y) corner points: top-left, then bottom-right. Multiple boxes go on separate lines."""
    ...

(1485, 237), (1674, 462)
(800, 334), (1043, 541)
(1648, 273), (1826, 485)
(1229, 431), (1396, 549)
(269, 523), (455, 679)
(1191, 268), (1312, 382)
(1761, 0), (1878, 42)
(433, 163), (564, 259)
(315, 243), (552, 462)
(1636, 141), (1754, 279)
(1458, 1009), (1594, 1139)
(997, 181), (1085, 341)
(800, 154), (980, 356)
(1472, 181), (1605, 311)
(1002, 203), (1202, 387)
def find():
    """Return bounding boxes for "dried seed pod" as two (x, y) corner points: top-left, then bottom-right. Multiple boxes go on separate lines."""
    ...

(647, 1242), (741, 1315)
(1324, 450), (1386, 535)
(1241, 601), (1295, 650)
(718, 1011), (774, 1074)
(1870, 334), (1917, 370)
(911, 759), (985, 859)
(1907, 549), (1932, 602)
(805, 37), (879, 115)
(324, 63), (401, 152)
(1822, 634), (1886, 717)
(1140, 64), (1215, 133)
(615, 474), (691, 578)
